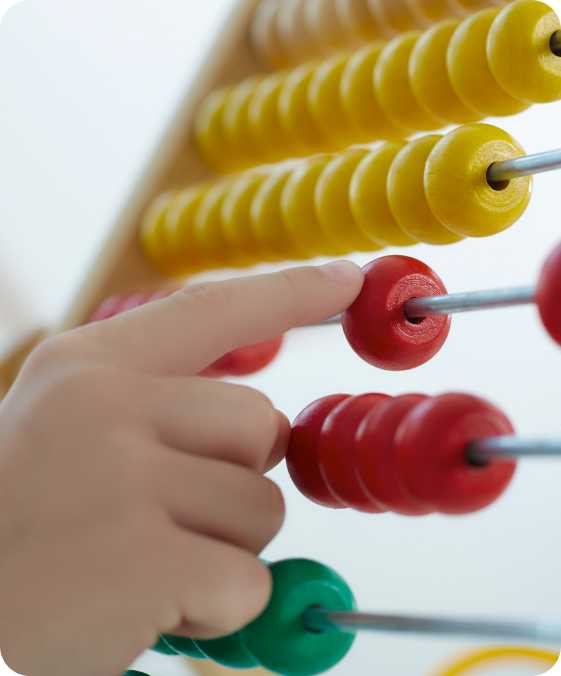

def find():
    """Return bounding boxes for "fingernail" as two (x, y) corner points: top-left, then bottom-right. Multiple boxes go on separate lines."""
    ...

(320, 260), (362, 283)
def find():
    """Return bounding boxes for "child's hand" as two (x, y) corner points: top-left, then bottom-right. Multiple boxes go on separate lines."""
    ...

(0, 261), (362, 676)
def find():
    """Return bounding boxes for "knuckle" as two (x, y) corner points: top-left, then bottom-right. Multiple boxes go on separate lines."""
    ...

(276, 268), (303, 326)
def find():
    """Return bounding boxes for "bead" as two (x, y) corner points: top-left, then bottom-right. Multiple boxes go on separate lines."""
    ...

(340, 44), (404, 142)
(140, 191), (179, 275)
(396, 393), (516, 514)
(375, 32), (445, 131)
(195, 632), (259, 669)
(222, 76), (263, 168)
(201, 337), (284, 378)
(251, 0), (287, 68)
(281, 154), (349, 257)
(165, 187), (207, 274)
(279, 63), (326, 153)
(355, 394), (435, 515)
(536, 241), (561, 346)
(193, 89), (231, 172)
(248, 75), (290, 162)
(193, 181), (235, 268)
(350, 141), (416, 247)
(251, 167), (308, 260)
(447, 8), (529, 116)
(488, 0), (561, 103)
(306, 0), (349, 55)
(124, 672), (151, 675)
(315, 148), (382, 252)
(151, 634), (179, 655)
(424, 123), (532, 237)
(286, 394), (350, 508)
(408, 0), (462, 27)
(336, 0), (386, 42)
(89, 296), (124, 323)
(319, 394), (391, 511)
(308, 53), (355, 145)
(160, 634), (207, 659)
(277, 0), (318, 63)
(368, 0), (419, 37)
(242, 559), (356, 676)
(410, 19), (481, 124)
(387, 134), (463, 245)
(342, 256), (451, 370)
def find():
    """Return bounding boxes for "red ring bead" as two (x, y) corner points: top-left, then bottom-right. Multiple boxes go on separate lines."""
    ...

(342, 255), (451, 370)
(319, 394), (390, 513)
(200, 336), (284, 378)
(395, 393), (516, 515)
(355, 394), (435, 516)
(537, 242), (561, 347)
(286, 395), (350, 508)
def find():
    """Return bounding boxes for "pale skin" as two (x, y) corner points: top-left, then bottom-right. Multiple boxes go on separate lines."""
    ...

(0, 260), (363, 676)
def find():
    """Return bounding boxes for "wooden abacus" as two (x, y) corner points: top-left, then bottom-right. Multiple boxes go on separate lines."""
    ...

(3, 0), (561, 674)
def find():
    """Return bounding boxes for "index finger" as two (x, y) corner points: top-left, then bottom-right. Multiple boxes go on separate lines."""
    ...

(78, 260), (363, 375)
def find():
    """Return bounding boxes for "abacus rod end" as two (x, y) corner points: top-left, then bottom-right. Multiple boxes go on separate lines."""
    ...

(467, 437), (561, 464)
(487, 148), (561, 183)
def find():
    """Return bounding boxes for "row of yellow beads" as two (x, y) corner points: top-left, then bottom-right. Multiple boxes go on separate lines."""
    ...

(144, 123), (531, 276)
(196, 0), (561, 173)
(252, 0), (506, 68)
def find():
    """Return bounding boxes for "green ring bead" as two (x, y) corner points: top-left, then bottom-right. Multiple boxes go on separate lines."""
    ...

(196, 631), (260, 669)
(160, 634), (207, 659)
(123, 672), (151, 675)
(151, 634), (179, 655)
(241, 558), (356, 676)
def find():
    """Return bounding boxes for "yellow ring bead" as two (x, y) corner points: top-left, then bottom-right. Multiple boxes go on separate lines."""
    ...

(251, 166), (308, 261)
(222, 77), (263, 169)
(306, 0), (348, 55)
(308, 53), (355, 147)
(336, 0), (386, 42)
(222, 170), (268, 264)
(375, 32), (445, 132)
(279, 63), (325, 154)
(447, 8), (529, 116)
(194, 89), (231, 172)
(387, 135), (463, 245)
(350, 141), (416, 247)
(281, 154), (349, 257)
(164, 187), (208, 274)
(487, 0), (561, 103)
(340, 44), (405, 142)
(410, 19), (481, 124)
(140, 191), (178, 274)
(193, 181), (236, 268)
(368, 0), (419, 38)
(248, 74), (289, 163)
(407, 0), (461, 28)
(316, 147), (384, 252)
(424, 123), (532, 238)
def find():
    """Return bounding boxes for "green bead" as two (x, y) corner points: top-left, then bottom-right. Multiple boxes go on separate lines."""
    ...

(151, 634), (178, 655)
(242, 559), (356, 676)
(196, 631), (259, 669)
(123, 672), (150, 675)
(160, 634), (207, 659)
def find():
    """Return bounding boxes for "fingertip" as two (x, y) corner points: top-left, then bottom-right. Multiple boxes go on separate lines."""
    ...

(265, 410), (291, 472)
(319, 260), (364, 291)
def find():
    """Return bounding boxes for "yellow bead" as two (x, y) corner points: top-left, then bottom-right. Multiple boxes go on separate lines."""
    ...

(193, 181), (237, 268)
(194, 89), (234, 172)
(140, 191), (178, 273)
(375, 32), (445, 132)
(424, 123), (532, 237)
(340, 44), (405, 141)
(222, 77), (263, 169)
(164, 187), (208, 273)
(410, 19), (482, 124)
(279, 63), (325, 154)
(447, 8), (529, 116)
(251, 0), (289, 69)
(407, 0), (461, 27)
(221, 170), (269, 264)
(308, 53), (356, 146)
(248, 74), (290, 163)
(387, 135), (463, 245)
(316, 148), (383, 252)
(306, 0), (349, 54)
(281, 154), (349, 257)
(487, 0), (561, 103)
(336, 0), (386, 42)
(349, 141), (416, 247)
(251, 167), (309, 261)
(368, 0), (419, 38)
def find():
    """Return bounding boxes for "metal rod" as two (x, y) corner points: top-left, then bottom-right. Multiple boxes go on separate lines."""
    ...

(488, 148), (561, 183)
(405, 286), (535, 319)
(304, 608), (561, 644)
(467, 436), (561, 465)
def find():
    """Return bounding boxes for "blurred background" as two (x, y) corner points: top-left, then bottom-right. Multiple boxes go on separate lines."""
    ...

(1, 0), (561, 674)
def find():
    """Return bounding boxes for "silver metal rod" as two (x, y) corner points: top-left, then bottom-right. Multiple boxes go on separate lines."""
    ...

(405, 286), (535, 319)
(488, 148), (561, 183)
(304, 608), (561, 644)
(467, 436), (561, 465)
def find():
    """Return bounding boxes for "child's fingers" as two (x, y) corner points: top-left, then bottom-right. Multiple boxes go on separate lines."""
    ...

(80, 261), (363, 375)
(150, 378), (282, 471)
(157, 452), (284, 554)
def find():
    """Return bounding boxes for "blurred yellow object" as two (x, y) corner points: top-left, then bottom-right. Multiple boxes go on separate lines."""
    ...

(435, 646), (559, 676)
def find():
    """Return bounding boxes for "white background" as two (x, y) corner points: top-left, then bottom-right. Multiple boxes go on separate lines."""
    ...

(1, 1), (561, 675)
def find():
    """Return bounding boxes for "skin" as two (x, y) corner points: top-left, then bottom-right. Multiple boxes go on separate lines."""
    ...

(0, 260), (363, 676)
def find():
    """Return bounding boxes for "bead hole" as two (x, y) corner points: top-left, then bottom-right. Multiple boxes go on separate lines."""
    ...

(404, 300), (426, 325)
(550, 31), (561, 57)
(486, 167), (510, 192)
(304, 605), (326, 634)
(465, 444), (490, 468)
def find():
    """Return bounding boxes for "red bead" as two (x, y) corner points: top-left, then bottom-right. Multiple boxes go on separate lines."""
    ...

(200, 336), (284, 378)
(395, 393), (516, 515)
(319, 394), (390, 513)
(342, 256), (451, 371)
(537, 242), (561, 346)
(355, 394), (434, 516)
(286, 395), (350, 508)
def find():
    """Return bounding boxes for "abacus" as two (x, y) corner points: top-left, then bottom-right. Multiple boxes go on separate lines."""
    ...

(2, 0), (561, 674)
